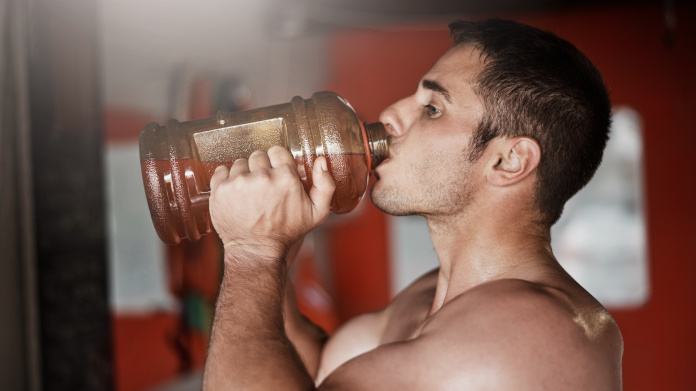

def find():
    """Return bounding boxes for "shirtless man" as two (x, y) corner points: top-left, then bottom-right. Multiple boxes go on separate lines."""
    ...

(202, 19), (623, 390)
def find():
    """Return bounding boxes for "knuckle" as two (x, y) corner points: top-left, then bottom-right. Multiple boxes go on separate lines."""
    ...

(267, 145), (286, 155)
(229, 176), (251, 193)
(277, 165), (295, 176)
(250, 150), (268, 158)
(219, 178), (235, 190)
(279, 177), (296, 190)
(278, 168), (298, 183)
(256, 170), (272, 182)
(268, 146), (292, 162)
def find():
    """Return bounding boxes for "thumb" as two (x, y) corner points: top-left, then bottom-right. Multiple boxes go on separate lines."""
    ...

(309, 156), (335, 224)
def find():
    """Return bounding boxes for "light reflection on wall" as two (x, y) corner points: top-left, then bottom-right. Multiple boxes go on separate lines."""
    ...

(551, 107), (648, 308)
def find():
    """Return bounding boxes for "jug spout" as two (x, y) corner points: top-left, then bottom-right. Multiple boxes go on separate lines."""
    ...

(364, 122), (389, 170)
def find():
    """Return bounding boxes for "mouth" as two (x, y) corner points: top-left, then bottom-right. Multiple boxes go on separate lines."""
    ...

(373, 139), (394, 174)
(375, 155), (391, 167)
(373, 156), (391, 180)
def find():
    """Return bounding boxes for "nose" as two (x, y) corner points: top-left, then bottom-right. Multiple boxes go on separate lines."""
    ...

(378, 97), (409, 138)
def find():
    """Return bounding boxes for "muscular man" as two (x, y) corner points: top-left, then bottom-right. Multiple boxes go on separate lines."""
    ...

(203, 19), (623, 390)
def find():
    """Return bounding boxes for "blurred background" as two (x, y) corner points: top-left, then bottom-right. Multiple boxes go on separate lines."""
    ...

(1, 0), (694, 390)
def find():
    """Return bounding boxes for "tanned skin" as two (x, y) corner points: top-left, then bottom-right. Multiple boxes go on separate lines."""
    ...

(202, 45), (623, 390)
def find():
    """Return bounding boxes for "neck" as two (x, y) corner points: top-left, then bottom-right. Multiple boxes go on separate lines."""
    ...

(424, 201), (555, 315)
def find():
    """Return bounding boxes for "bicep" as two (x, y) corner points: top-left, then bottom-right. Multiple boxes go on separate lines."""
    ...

(316, 300), (586, 391)
(316, 311), (383, 384)
(318, 335), (476, 391)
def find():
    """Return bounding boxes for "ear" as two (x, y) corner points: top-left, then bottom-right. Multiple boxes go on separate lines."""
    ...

(486, 137), (541, 187)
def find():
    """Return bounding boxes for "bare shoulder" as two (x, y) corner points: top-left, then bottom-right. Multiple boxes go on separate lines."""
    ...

(320, 278), (623, 391)
(421, 279), (624, 390)
(432, 277), (622, 341)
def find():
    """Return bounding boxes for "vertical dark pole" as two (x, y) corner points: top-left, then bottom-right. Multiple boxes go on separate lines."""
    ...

(28, 0), (113, 389)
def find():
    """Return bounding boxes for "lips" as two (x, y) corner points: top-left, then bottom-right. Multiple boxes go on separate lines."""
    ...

(375, 155), (391, 167)
(373, 157), (390, 180)
(374, 140), (395, 173)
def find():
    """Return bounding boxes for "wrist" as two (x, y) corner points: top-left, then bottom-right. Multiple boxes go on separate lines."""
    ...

(218, 246), (289, 322)
(221, 243), (291, 292)
(223, 239), (288, 266)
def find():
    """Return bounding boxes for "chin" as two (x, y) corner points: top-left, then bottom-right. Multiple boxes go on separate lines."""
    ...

(369, 183), (416, 217)
(369, 182), (392, 214)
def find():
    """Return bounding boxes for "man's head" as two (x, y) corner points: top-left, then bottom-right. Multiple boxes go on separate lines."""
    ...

(450, 19), (611, 225)
(371, 19), (610, 226)
(371, 45), (486, 218)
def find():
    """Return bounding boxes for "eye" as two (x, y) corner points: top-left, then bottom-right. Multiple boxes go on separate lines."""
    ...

(424, 104), (442, 118)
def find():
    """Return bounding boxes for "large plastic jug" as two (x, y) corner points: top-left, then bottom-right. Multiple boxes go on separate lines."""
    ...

(139, 91), (388, 244)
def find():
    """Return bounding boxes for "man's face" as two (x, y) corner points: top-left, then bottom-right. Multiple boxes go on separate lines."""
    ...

(370, 45), (487, 217)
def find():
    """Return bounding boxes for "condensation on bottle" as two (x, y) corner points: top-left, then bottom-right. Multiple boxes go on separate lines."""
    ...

(139, 91), (389, 245)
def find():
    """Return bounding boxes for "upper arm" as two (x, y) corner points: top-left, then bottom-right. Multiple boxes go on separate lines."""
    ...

(318, 280), (622, 391)
(318, 329), (500, 391)
(315, 310), (384, 385)
(318, 336), (459, 391)
(317, 269), (439, 384)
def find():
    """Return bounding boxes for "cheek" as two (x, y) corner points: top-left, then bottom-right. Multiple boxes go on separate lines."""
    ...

(417, 134), (469, 165)
(395, 129), (474, 181)
(406, 148), (454, 189)
(422, 141), (476, 182)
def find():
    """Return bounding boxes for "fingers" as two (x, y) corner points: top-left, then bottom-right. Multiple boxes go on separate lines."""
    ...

(309, 156), (335, 224)
(211, 159), (250, 192)
(229, 157), (250, 177)
(248, 150), (272, 172)
(211, 148), (293, 193)
(211, 147), (334, 227)
(267, 146), (302, 180)
(210, 165), (230, 192)
(267, 145), (295, 168)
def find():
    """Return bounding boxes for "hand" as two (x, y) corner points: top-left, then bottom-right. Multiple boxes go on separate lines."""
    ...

(209, 146), (335, 264)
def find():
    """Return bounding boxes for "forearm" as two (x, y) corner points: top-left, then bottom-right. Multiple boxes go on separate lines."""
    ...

(203, 149), (335, 390)
(281, 236), (328, 378)
(203, 250), (316, 391)
(284, 281), (328, 378)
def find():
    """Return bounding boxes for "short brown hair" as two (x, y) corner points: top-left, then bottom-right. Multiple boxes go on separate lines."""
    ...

(450, 19), (611, 225)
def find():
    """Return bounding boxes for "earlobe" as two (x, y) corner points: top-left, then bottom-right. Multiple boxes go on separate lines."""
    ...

(487, 137), (541, 187)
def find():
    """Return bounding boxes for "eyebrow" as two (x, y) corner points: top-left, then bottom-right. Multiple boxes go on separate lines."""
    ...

(422, 79), (452, 104)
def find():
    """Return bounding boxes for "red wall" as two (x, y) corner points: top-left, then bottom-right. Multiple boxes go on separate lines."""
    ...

(324, 4), (696, 390)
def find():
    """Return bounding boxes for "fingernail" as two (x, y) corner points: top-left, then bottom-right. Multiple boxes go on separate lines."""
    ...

(321, 158), (328, 172)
